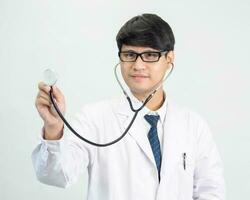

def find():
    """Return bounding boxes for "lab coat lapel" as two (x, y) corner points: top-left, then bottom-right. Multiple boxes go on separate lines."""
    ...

(157, 100), (185, 198)
(127, 112), (156, 164)
(161, 100), (183, 176)
(115, 96), (156, 165)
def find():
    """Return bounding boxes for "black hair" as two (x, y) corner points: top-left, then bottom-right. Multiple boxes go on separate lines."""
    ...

(116, 13), (175, 52)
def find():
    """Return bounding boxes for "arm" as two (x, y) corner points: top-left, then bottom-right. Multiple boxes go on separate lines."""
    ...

(32, 82), (94, 188)
(31, 126), (90, 188)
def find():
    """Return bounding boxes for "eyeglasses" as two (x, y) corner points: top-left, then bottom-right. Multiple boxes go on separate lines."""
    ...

(118, 50), (168, 63)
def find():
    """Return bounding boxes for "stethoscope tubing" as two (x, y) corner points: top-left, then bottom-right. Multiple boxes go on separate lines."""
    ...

(49, 87), (151, 147)
(49, 62), (174, 147)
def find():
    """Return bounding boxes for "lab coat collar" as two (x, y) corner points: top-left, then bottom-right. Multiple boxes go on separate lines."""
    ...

(113, 90), (154, 164)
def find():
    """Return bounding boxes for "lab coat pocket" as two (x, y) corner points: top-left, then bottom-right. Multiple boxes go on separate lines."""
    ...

(176, 152), (195, 200)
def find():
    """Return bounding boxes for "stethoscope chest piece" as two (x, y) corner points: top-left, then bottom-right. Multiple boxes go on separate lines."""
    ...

(43, 69), (58, 86)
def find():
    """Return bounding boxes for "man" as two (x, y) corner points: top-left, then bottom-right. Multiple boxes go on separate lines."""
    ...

(32, 13), (225, 199)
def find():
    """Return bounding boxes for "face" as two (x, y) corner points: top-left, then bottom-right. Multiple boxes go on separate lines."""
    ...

(119, 45), (174, 96)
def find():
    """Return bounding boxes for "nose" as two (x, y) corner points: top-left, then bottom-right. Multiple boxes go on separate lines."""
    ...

(132, 56), (146, 71)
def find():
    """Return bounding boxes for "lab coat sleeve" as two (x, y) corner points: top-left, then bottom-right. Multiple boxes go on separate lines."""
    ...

(193, 116), (226, 200)
(31, 110), (95, 188)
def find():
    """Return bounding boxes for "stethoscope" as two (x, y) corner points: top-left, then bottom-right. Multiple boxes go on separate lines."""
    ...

(44, 62), (174, 147)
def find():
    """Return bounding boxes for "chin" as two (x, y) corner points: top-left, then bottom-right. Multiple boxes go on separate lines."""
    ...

(126, 80), (155, 94)
(130, 87), (153, 96)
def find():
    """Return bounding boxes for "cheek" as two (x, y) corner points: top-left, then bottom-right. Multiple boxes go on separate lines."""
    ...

(120, 66), (130, 81)
(151, 66), (167, 80)
(120, 63), (133, 74)
(120, 66), (126, 75)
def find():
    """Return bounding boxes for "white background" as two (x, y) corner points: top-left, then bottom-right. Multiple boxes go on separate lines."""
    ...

(0, 0), (249, 199)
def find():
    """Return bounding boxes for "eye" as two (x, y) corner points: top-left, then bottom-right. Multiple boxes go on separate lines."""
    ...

(122, 52), (136, 59)
(143, 52), (159, 59)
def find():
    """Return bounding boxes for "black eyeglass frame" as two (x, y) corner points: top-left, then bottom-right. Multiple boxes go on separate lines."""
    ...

(118, 50), (169, 63)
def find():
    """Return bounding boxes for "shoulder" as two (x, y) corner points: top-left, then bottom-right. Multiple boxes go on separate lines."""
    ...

(168, 99), (204, 120)
(167, 98), (211, 135)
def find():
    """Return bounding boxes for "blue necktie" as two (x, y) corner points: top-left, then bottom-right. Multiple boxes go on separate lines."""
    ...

(144, 114), (161, 181)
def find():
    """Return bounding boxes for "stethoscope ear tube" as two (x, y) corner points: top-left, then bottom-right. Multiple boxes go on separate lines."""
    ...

(114, 62), (174, 112)
(49, 62), (174, 147)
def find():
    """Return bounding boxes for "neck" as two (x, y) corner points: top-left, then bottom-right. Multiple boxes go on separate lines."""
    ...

(132, 88), (165, 111)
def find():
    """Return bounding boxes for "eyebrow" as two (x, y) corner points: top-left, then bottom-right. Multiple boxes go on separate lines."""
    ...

(121, 49), (159, 53)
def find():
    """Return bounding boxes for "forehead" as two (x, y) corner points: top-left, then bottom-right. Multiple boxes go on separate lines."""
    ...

(121, 45), (158, 52)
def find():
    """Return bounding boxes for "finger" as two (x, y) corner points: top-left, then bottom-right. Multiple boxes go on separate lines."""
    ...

(37, 90), (51, 101)
(40, 95), (51, 105)
(36, 96), (52, 108)
(36, 96), (60, 118)
(38, 81), (51, 94)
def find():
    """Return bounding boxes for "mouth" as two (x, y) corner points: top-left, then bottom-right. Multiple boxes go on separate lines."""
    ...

(130, 74), (149, 82)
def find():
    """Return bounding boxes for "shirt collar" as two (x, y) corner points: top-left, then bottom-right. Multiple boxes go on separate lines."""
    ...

(128, 89), (168, 121)
(144, 91), (168, 122)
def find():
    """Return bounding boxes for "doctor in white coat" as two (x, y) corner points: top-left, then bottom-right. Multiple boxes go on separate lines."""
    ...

(32, 13), (225, 200)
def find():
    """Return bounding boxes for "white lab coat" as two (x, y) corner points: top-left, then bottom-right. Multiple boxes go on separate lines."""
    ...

(32, 96), (225, 200)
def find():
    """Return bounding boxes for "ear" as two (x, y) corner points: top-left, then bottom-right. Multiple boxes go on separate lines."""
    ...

(166, 51), (175, 64)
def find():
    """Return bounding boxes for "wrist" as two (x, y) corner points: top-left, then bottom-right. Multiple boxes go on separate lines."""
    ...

(44, 123), (64, 140)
